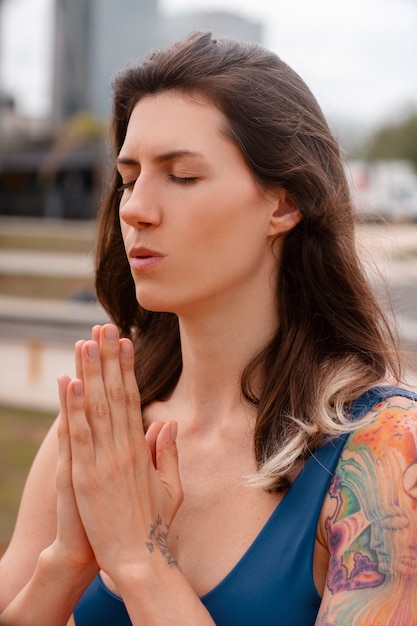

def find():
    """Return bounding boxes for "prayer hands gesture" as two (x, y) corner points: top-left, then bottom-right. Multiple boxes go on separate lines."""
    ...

(55, 324), (183, 581)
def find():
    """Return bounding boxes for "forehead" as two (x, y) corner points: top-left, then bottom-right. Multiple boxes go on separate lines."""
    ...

(121, 91), (229, 154)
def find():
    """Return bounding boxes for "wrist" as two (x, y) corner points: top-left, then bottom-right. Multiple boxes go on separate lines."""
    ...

(42, 543), (99, 590)
(109, 559), (216, 626)
(0, 547), (98, 626)
(109, 551), (174, 597)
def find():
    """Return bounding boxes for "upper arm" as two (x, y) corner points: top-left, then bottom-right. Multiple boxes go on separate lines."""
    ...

(316, 396), (417, 626)
(0, 417), (59, 612)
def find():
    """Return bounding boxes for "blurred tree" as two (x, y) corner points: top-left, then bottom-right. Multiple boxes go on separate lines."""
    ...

(365, 111), (417, 169)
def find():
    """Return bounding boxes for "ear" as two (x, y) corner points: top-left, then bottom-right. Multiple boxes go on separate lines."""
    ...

(267, 190), (302, 237)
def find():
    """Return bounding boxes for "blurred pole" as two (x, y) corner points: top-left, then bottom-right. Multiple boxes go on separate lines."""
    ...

(28, 339), (44, 384)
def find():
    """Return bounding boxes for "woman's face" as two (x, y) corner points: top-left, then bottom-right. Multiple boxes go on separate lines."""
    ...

(117, 91), (282, 317)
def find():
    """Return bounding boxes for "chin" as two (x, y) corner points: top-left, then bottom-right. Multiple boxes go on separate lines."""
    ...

(135, 288), (175, 314)
(134, 283), (204, 317)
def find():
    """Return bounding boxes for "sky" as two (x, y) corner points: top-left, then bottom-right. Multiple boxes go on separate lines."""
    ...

(0, 0), (416, 131)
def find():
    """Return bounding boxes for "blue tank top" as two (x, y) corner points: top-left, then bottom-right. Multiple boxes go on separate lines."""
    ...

(73, 386), (416, 625)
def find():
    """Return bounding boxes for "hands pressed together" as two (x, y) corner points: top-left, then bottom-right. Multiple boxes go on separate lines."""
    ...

(55, 323), (184, 584)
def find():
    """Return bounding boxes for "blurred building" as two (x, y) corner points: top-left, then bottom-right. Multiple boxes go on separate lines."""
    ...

(347, 159), (417, 222)
(0, 1), (264, 220)
(53, 2), (262, 126)
(53, 0), (159, 125)
(1, 0), (159, 220)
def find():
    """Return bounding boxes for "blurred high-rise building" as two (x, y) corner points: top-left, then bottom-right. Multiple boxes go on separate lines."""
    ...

(53, 1), (263, 126)
(53, 0), (159, 125)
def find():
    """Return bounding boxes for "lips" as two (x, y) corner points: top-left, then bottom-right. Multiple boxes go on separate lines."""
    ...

(128, 246), (165, 271)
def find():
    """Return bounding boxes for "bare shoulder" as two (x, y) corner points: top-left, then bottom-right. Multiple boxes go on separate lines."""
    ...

(0, 417), (59, 611)
(316, 394), (417, 625)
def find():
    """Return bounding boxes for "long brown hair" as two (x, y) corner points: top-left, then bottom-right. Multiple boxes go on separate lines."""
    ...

(95, 31), (402, 490)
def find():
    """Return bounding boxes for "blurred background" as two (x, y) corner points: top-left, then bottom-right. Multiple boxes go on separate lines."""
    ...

(0, 0), (417, 552)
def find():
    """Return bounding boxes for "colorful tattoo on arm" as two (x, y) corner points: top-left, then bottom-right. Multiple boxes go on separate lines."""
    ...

(320, 397), (417, 625)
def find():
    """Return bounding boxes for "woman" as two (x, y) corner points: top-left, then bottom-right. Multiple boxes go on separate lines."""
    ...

(1, 31), (416, 625)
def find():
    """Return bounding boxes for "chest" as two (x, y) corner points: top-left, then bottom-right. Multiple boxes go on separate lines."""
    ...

(99, 469), (328, 626)
(102, 429), (329, 602)
(167, 433), (331, 598)
(168, 473), (284, 597)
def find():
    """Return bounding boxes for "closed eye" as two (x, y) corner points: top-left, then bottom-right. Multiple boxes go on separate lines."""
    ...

(169, 175), (198, 184)
(117, 180), (136, 193)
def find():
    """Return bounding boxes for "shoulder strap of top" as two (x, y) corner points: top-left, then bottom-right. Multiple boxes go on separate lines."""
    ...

(349, 385), (417, 422)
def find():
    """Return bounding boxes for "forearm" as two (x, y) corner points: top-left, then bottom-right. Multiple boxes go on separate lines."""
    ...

(114, 558), (216, 626)
(0, 546), (97, 626)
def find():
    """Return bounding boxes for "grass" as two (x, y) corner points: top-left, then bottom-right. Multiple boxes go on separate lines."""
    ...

(0, 405), (55, 552)
(0, 221), (94, 553)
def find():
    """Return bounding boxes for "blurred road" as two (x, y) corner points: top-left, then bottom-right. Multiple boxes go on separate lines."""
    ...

(0, 249), (93, 277)
(0, 222), (416, 411)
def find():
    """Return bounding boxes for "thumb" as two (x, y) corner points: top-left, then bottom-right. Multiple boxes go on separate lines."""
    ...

(56, 375), (73, 490)
(155, 421), (183, 511)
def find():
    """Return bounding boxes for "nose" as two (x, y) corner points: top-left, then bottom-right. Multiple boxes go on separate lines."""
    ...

(119, 174), (162, 229)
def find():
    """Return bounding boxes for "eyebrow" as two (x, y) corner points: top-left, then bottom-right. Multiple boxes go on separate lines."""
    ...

(116, 149), (205, 166)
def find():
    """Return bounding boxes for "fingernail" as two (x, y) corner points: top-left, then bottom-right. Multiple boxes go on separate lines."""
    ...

(87, 342), (99, 359)
(120, 339), (133, 357)
(170, 421), (178, 443)
(72, 380), (83, 396)
(104, 325), (118, 342)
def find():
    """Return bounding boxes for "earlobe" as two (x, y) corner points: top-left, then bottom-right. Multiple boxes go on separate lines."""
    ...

(268, 191), (302, 237)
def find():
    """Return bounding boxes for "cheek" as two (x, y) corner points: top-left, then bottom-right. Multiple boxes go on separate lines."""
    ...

(187, 213), (269, 285)
(201, 184), (268, 242)
(119, 219), (132, 252)
(190, 214), (250, 261)
(119, 215), (126, 237)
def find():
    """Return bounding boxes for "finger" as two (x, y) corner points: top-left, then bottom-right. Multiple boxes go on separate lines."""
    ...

(92, 325), (102, 343)
(145, 421), (165, 467)
(56, 375), (73, 490)
(119, 337), (144, 442)
(155, 421), (183, 512)
(75, 326), (101, 380)
(75, 340), (85, 380)
(57, 374), (71, 433)
(80, 340), (113, 444)
(66, 378), (95, 467)
(96, 325), (131, 446)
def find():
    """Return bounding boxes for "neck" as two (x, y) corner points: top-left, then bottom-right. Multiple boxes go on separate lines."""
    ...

(172, 288), (278, 430)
